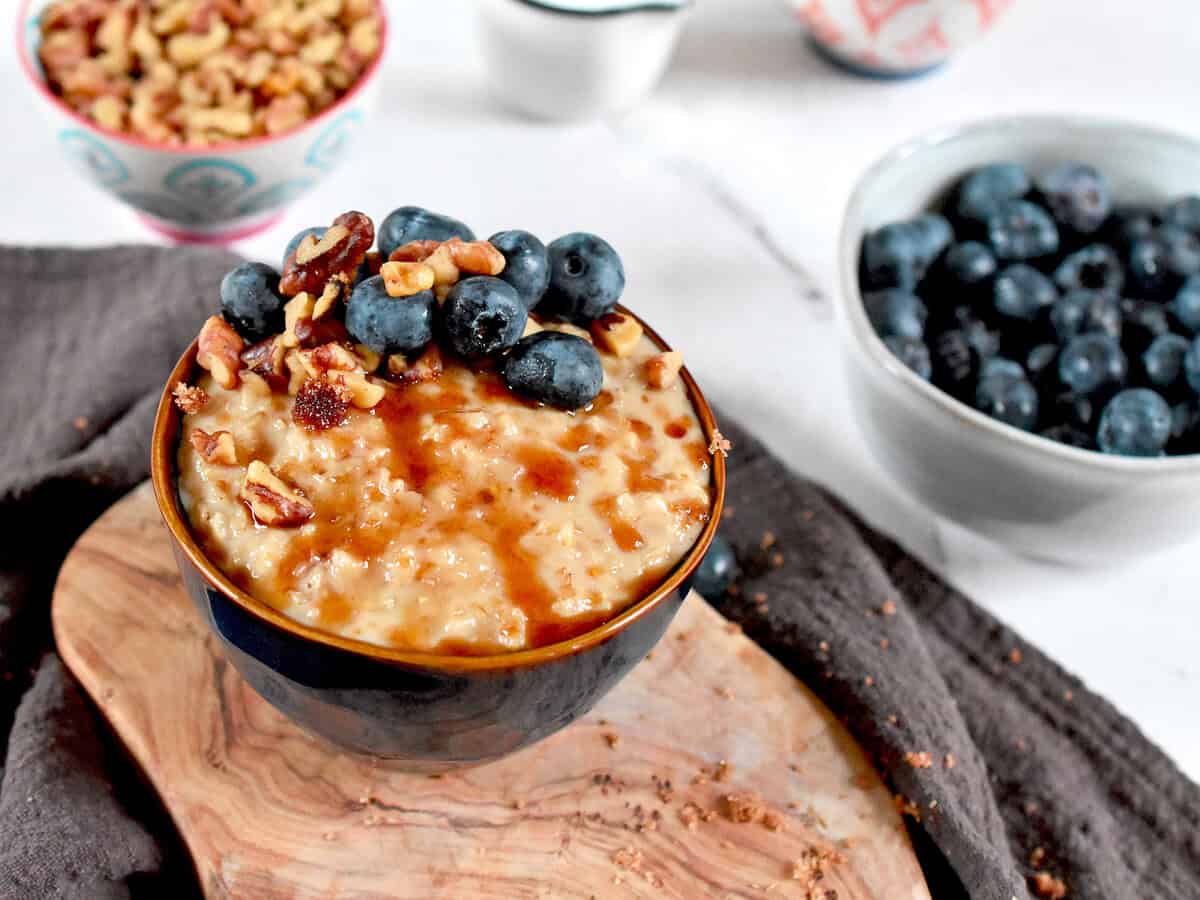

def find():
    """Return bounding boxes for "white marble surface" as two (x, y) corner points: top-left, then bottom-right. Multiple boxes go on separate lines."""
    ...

(4, 0), (1198, 780)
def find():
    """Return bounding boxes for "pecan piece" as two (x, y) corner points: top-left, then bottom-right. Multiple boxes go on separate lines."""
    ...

(279, 210), (374, 296)
(196, 315), (244, 389)
(240, 336), (287, 391)
(189, 428), (237, 464)
(240, 461), (314, 527)
(292, 378), (350, 430)
(590, 312), (643, 358)
(380, 261), (435, 297)
(172, 381), (209, 413)
(329, 370), (385, 409)
(444, 238), (505, 276)
(387, 240), (440, 263)
(311, 278), (342, 319)
(389, 344), (443, 385)
(281, 292), (315, 348)
(293, 316), (350, 349)
(644, 351), (683, 389)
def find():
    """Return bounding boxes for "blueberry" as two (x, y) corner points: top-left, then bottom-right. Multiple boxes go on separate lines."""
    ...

(940, 240), (997, 287)
(1142, 333), (1191, 392)
(1049, 290), (1122, 343)
(541, 232), (626, 321)
(956, 163), (1031, 224)
(1169, 402), (1200, 453)
(1120, 298), (1171, 352)
(975, 367), (1038, 431)
(981, 356), (1025, 381)
(1040, 423), (1093, 450)
(345, 275), (435, 355)
(1053, 244), (1123, 295)
(219, 261), (285, 341)
(1128, 225), (1200, 298)
(993, 264), (1057, 321)
(1058, 332), (1128, 395)
(960, 314), (1001, 361)
(1164, 195), (1200, 234)
(883, 335), (932, 380)
(1184, 337), (1200, 394)
(987, 200), (1060, 262)
(1103, 205), (1159, 250)
(1035, 162), (1111, 234)
(860, 215), (952, 289)
(441, 276), (527, 360)
(1097, 388), (1172, 456)
(282, 226), (324, 268)
(1025, 343), (1059, 387)
(690, 534), (739, 599)
(1170, 275), (1200, 332)
(503, 331), (604, 410)
(1053, 391), (1097, 430)
(929, 329), (976, 398)
(863, 289), (927, 340)
(378, 206), (474, 259)
(488, 230), (550, 311)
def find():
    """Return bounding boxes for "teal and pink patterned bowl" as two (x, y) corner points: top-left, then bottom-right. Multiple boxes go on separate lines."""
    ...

(16, 0), (385, 243)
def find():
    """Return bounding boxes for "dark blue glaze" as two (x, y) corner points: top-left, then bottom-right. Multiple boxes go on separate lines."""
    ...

(169, 510), (688, 769)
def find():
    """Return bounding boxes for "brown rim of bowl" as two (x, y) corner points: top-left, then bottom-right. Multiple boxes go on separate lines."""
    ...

(16, 0), (388, 155)
(151, 306), (726, 673)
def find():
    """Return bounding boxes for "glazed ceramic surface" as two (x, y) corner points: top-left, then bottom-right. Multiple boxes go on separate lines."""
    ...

(838, 116), (1200, 564)
(475, 0), (689, 121)
(16, 0), (383, 242)
(791, 0), (1012, 77)
(151, 312), (723, 766)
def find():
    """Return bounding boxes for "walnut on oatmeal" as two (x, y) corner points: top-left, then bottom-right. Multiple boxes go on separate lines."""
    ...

(37, 0), (382, 146)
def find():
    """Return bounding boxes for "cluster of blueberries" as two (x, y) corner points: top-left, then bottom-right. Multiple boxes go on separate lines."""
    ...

(219, 206), (629, 411)
(860, 161), (1200, 457)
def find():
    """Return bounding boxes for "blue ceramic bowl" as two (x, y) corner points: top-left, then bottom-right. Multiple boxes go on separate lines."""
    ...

(151, 312), (724, 769)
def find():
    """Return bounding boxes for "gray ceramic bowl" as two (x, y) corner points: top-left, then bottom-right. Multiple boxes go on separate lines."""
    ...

(837, 115), (1200, 565)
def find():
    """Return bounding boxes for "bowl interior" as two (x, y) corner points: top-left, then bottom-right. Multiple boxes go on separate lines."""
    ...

(152, 307), (726, 671)
(839, 115), (1200, 476)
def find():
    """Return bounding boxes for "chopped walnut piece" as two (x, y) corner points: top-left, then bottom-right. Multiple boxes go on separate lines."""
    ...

(172, 381), (209, 413)
(312, 279), (342, 320)
(904, 751), (933, 769)
(391, 344), (443, 385)
(329, 370), (385, 409)
(1032, 872), (1067, 899)
(444, 238), (506, 276)
(387, 239), (441, 262)
(280, 211), (373, 296)
(189, 428), (237, 464)
(590, 312), (643, 357)
(354, 343), (382, 372)
(293, 316), (350, 350)
(310, 342), (362, 373)
(380, 261), (435, 297)
(292, 378), (350, 431)
(284, 349), (308, 395)
(240, 460), (313, 527)
(240, 336), (287, 391)
(196, 315), (244, 389)
(282, 292), (315, 348)
(644, 350), (683, 389)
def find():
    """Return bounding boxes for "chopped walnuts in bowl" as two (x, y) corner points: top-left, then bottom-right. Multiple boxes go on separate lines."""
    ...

(34, 0), (383, 146)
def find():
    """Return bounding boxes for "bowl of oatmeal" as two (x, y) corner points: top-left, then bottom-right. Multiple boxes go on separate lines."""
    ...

(16, 0), (385, 243)
(151, 207), (725, 766)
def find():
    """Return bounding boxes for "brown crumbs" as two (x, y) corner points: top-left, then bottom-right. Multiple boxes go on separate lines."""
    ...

(724, 621), (742, 635)
(603, 732), (620, 749)
(762, 811), (784, 832)
(1032, 871), (1068, 899)
(894, 794), (921, 822)
(1009, 648), (1023, 664)
(760, 531), (776, 549)
(818, 640), (830, 653)
(73, 416), (88, 430)
(771, 552), (785, 568)
(943, 753), (957, 770)
(715, 686), (735, 700)
(880, 599), (898, 616)
(172, 381), (209, 413)
(1029, 846), (1046, 867)
(879, 638), (890, 650)
(863, 676), (875, 687)
(708, 429), (732, 457)
(904, 751), (933, 769)
(1063, 690), (1074, 702)
(714, 760), (734, 783)
(788, 846), (847, 899)
(723, 792), (766, 824)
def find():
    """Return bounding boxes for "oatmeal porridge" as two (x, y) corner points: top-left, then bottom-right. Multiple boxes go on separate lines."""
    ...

(173, 208), (719, 654)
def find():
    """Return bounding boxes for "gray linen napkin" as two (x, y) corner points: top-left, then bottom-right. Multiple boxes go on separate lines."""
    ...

(0, 245), (1196, 899)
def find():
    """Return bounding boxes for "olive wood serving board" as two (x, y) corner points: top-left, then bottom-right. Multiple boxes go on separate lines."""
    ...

(52, 482), (928, 899)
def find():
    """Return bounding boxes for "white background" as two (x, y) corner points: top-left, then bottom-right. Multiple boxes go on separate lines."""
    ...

(4, 0), (1198, 780)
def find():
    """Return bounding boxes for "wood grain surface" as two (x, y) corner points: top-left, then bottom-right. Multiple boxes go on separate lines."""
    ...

(52, 482), (929, 900)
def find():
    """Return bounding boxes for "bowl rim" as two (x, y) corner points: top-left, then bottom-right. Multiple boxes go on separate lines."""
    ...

(838, 112), (1200, 477)
(151, 306), (726, 672)
(15, 0), (388, 156)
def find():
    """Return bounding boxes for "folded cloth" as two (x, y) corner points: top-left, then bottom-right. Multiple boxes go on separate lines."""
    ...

(0, 246), (1196, 899)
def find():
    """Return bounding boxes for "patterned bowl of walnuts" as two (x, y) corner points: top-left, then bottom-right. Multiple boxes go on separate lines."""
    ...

(17, 0), (386, 242)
